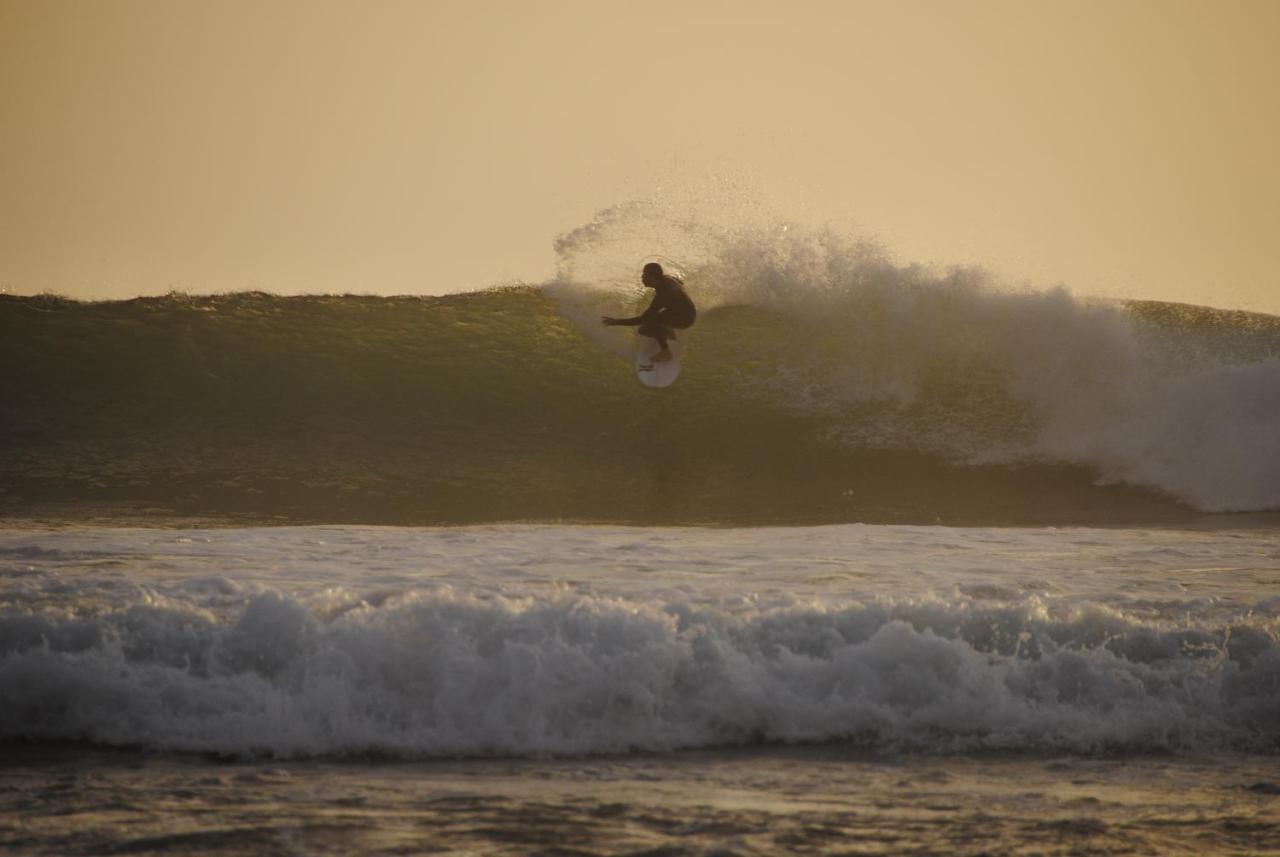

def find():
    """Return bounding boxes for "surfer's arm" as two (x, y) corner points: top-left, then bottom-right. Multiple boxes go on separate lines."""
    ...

(602, 295), (664, 326)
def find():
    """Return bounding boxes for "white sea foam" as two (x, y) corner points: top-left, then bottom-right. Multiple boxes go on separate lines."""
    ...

(2, 525), (1276, 758)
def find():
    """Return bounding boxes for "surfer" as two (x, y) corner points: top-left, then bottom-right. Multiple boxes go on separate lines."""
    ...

(601, 263), (696, 362)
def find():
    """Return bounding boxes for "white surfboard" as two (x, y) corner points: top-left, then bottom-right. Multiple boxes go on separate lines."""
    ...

(635, 333), (682, 388)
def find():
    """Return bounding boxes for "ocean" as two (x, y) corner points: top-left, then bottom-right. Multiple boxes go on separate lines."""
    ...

(1, 524), (1278, 854)
(2, 222), (1278, 853)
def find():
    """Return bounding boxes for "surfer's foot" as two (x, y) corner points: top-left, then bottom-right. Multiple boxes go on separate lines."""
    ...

(653, 349), (673, 363)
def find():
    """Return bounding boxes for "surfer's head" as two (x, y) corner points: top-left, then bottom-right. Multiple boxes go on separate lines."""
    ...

(642, 262), (664, 288)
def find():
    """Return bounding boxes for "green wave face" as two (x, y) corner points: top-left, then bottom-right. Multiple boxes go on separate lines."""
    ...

(2, 279), (1278, 526)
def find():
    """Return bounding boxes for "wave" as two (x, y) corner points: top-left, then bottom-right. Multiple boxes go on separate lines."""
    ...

(2, 214), (1279, 524)
(1, 582), (1276, 758)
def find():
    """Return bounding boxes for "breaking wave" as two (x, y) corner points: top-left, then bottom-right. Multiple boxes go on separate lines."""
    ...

(3, 207), (1278, 524)
(2, 577), (1278, 758)
(553, 209), (1280, 514)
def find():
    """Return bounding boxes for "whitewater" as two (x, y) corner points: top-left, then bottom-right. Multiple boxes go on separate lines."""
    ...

(553, 211), (1280, 515)
(4, 524), (1279, 758)
(3, 523), (1278, 854)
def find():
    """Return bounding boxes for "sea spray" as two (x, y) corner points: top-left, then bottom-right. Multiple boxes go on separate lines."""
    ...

(551, 211), (1280, 512)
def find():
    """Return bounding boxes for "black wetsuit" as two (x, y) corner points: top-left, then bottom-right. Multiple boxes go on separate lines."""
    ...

(612, 276), (696, 349)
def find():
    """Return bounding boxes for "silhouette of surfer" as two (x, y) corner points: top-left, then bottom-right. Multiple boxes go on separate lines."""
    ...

(601, 263), (696, 362)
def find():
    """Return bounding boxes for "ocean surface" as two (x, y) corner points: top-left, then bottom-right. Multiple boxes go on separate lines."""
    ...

(3, 217), (1279, 853)
(2, 523), (1278, 855)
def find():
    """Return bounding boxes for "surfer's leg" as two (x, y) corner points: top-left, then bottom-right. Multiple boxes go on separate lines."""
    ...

(645, 323), (675, 360)
(660, 316), (691, 347)
(638, 322), (672, 359)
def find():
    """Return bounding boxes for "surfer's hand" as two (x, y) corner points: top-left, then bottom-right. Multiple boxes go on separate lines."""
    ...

(601, 316), (617, 326)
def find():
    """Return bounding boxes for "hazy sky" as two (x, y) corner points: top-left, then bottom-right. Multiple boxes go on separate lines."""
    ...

(3, 0), (1278, 311)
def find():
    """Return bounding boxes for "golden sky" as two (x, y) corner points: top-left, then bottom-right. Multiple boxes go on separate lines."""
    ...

(2, 0), (1278, 311)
